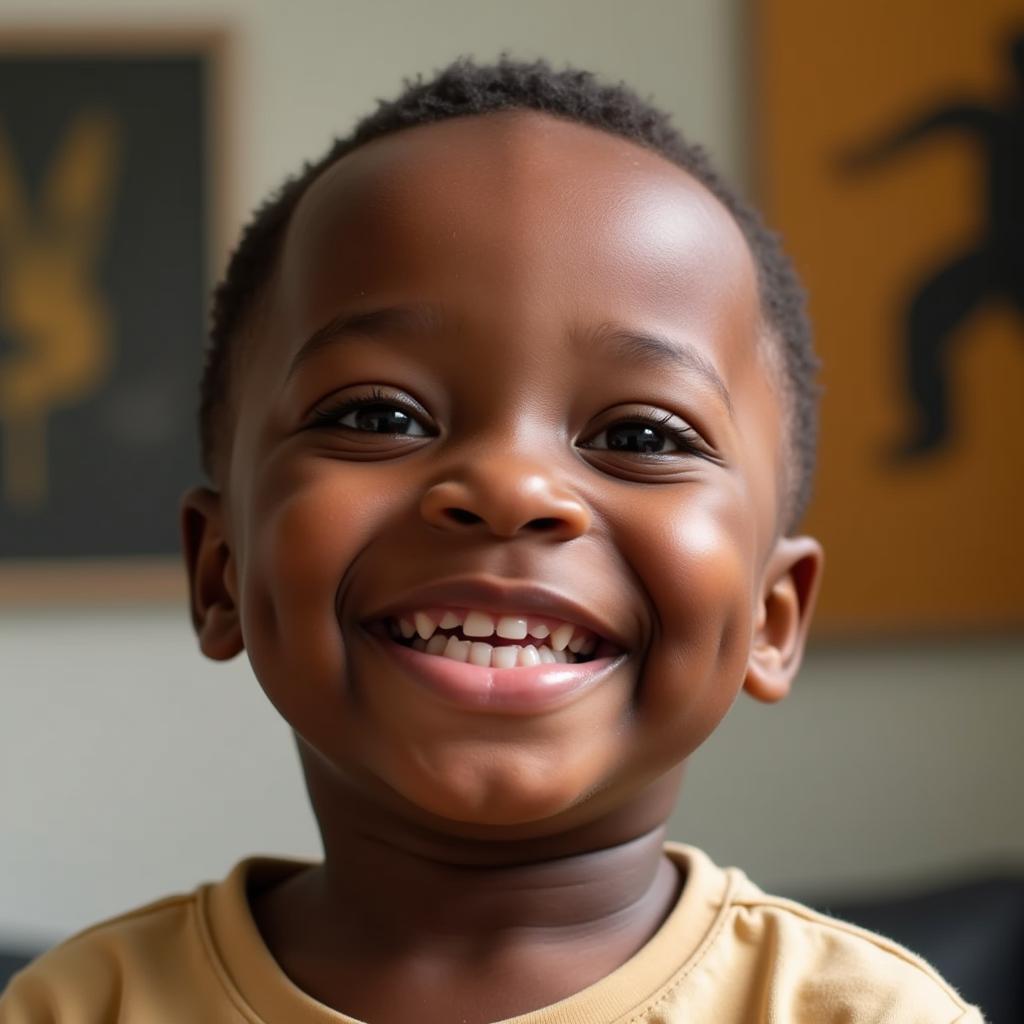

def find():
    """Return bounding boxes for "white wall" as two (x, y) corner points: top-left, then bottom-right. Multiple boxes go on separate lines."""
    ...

(3, 0), (1023, 949)
(678, 641), (1024, 897)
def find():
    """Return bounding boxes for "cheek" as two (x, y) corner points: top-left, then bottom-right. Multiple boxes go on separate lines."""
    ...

(625, 490), (758, 755)
(235, 461), (381, 722)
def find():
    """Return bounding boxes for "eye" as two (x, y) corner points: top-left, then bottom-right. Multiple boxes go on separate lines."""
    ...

(579, 410), (707, 457)
(310, 386), (432, 437)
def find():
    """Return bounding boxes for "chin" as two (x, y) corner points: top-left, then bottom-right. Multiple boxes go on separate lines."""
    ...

(391, 764), (589, 831)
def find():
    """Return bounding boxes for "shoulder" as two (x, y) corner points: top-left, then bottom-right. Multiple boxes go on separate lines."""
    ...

(0, 891), (200, 1023)
(737, 886), (980, 1020)
(665, 844), (984, 1023)
(0, 857), (312, 1024)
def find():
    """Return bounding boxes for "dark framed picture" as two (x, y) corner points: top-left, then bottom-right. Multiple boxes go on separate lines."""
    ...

(0, 28), (228, 603)
(755, 2), (1024, 636)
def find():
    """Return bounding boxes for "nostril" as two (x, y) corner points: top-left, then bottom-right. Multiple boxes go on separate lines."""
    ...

(526, 518), (561, 532)
(446, 508), (483, 525)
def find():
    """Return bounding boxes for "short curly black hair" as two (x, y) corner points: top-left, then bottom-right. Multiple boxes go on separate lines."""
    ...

(201, 56), (818, 531)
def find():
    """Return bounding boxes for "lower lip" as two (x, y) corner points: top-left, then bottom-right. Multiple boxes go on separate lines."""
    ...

(370, 632), (625, 714)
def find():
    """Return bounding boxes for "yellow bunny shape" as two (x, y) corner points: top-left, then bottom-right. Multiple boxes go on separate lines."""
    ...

(0, 108), (119, 511)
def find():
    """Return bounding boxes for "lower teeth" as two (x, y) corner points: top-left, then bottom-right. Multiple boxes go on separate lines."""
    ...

(404, 635), (580, 667)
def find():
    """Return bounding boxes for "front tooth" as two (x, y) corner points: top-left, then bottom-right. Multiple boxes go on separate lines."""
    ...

(496, 615), (528, 639)
(538, 646), (557, 663)
(550, 623), (574, 651)
(463, 611), (496, 637)
(527, 620), (550, 639)
(398, 618), (416, 639)
(468, 641), (493, 666)
(443, 636), (471, 662)
(517, 645), (541, 667)
(426, 634), (447, 655)
(492, 645), (519, 668)
(414, 612), (437, 640)
(439, 610), (461, 629)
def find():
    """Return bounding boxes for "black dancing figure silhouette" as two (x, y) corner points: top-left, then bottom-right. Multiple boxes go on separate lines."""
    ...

(838, 31), (1024, 462)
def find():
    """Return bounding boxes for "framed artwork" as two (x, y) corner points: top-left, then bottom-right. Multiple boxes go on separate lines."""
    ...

(0, 28), (228, 603)
(754, 1), (1024, 636)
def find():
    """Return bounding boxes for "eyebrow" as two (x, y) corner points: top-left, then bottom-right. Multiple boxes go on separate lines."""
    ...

(287, 304), (441, 380)
(582, 324), (734, 417)
(287, 305), (734, 416)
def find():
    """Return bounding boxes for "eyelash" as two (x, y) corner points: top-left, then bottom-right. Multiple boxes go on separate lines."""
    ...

(579, 411), (705, 456)
(310, 388), (433, 434)
(310, 390), (705, 456)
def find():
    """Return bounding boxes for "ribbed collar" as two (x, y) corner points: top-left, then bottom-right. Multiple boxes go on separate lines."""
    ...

(199, 842), (738, 1024)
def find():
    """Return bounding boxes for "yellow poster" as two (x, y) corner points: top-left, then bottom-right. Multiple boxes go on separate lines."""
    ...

(757, 2), (1024, 634)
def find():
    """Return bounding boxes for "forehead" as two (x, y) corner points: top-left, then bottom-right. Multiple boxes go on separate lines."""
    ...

(277, 112), (759, 337)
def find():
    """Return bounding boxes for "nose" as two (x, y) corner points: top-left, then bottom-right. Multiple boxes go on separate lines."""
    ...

(419, 457), (592, 541)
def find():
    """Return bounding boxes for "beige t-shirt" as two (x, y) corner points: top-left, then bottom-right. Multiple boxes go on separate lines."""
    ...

(0, 843), (982, 1023)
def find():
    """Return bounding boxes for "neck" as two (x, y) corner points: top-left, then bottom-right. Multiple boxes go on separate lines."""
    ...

(251, 761), (686, 1023)
(316, 822), (673, 951)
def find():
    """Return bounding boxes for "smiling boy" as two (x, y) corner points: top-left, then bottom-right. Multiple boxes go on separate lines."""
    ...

(1, 59), (982, 1023)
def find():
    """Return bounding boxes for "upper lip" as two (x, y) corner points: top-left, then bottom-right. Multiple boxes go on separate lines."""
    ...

(360, 575), (632, 650)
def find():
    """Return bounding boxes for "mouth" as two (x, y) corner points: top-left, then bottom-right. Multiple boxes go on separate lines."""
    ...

(361, 604), (628, 714)
(356, 578), (632, 712)
(366, 605), (621, 669)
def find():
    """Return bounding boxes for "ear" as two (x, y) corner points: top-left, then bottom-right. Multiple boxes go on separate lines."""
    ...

(180, 486), (244, 661)
(743, 535), (824, 703)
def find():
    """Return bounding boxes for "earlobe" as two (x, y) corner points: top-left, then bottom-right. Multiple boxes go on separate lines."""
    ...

(180, 486), (244, 661)
(744, 536), (824, 704)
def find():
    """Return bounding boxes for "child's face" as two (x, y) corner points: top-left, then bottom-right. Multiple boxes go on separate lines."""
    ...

(185, 113), (821, 840)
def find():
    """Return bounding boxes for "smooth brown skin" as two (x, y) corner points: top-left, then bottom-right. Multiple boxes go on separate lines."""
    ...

(181, 112), (823, 1024)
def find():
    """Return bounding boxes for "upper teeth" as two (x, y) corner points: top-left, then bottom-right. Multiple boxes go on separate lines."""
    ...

(396, 608), (597, 654)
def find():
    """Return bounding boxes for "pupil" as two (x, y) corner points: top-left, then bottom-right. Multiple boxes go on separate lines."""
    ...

(608, 423), (664, 453)
(356, 404), (410, 433)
